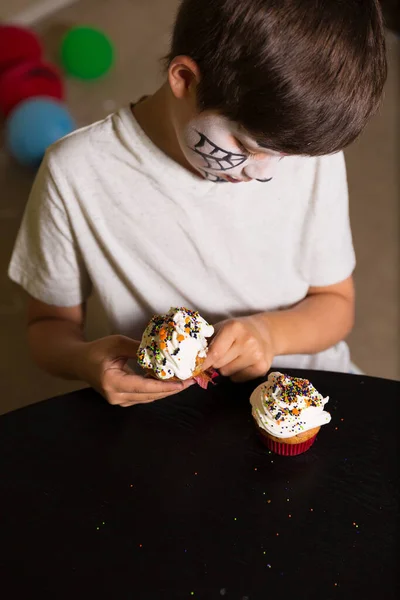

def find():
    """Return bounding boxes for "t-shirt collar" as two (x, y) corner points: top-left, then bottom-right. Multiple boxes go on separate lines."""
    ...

(117, 105), (220, 196)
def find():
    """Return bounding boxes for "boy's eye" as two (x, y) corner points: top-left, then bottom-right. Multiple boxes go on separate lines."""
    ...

(234, 139), (261, 159)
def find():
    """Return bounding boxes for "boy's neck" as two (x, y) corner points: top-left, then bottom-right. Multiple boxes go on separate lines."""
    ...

(132, 84), (200, 178)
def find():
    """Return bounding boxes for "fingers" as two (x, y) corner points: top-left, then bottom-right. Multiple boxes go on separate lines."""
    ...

(202, 323), (237, 371)
(105, 368), (191, 395)
(118, 388), (186, 407)
(218, 355), (251, 378)
(103, 370), (196, 406)
(109, 335), (141, 359)
(219, 353), (269, 382)
(210, 344), (240, 371)
(230, 364), (268, 383)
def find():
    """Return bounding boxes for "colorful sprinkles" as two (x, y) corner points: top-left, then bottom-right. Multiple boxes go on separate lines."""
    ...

(259, 373), (328, 435)
(137, 307), (210, 379)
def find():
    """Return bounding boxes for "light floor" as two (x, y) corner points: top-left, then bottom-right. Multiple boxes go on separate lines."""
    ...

(0, 0), (398, 415)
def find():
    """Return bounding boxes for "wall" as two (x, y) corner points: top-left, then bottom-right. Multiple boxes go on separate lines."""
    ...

(0, 0), (76, 24)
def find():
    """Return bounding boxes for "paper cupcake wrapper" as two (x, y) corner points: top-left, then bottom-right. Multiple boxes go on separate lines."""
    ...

(145, 367), (218, 389)
(194, 368), (219, 389)
(261, 433), (318, 456)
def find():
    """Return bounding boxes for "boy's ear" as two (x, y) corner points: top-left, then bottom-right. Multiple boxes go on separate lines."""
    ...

(168, 56), (201, 99)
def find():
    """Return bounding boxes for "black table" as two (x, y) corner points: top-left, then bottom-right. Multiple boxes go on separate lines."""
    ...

(0, 370), (398, 599)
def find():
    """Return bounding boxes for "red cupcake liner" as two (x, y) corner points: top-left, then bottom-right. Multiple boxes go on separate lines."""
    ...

(194, 368), (218, 389)
(261, 433), (318, 456)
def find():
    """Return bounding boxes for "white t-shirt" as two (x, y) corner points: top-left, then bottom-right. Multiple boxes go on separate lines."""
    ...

(8, 107), (356, 372)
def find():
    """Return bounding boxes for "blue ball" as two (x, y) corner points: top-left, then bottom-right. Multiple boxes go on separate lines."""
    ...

(5, 97), (75, 167)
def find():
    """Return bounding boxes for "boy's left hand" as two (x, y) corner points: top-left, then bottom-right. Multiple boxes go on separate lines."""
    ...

(201, 315), (275, 382)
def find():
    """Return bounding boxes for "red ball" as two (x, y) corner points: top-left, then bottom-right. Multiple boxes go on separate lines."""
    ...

(0, 60), (64, 117)
(0, 25), (42, 73)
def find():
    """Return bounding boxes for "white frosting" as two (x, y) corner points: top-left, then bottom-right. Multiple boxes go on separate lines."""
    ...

(250, 371), (331, 439)
(137, 307), (214, 380)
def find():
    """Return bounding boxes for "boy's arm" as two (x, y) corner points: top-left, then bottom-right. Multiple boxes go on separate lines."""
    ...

(202, 276), (355, 381)
(27, 297), (87, 381)
(27, 297), (193, 405)
(266, 276), (355, 356)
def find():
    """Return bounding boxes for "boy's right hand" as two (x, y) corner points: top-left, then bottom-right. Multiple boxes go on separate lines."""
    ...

(80, 335), (195, 407)
(26, 298), (193, 407)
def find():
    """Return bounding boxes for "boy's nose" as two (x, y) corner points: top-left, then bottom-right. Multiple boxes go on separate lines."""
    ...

(243, 155), (281, 181)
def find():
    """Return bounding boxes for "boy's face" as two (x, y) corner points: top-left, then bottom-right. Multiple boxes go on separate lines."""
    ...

(178, 112), (285, 183)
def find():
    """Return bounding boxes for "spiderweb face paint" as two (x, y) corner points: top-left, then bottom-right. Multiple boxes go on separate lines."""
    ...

(193, 132), (247, 172)
(179, 113), (285, 183)
(199, 170), (227, 183)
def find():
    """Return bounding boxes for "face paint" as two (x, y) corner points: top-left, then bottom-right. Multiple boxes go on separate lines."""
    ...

(179, 113), (284, 183)
(193, 131), (247, 172)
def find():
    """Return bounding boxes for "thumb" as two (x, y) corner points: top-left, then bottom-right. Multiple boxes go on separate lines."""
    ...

(107, 335), (141, 367)
(202, 324), (237, 371)
(202, 332), (224, 371)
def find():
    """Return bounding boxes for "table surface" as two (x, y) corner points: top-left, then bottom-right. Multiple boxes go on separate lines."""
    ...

(0, 370), (398, 599)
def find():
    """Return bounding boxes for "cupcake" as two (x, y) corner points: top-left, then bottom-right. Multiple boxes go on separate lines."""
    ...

(250, 372), (331, 456)
(137, 307), (217, 388)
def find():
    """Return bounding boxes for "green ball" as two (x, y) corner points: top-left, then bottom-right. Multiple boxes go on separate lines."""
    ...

(61, 26), (114, 80)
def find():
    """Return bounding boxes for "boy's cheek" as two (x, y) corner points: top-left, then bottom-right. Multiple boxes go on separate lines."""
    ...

(182, 125), (248, 178)
(183, 117), (241, 158)
(244, 156), (282, 181)
(180, 127), (205, 170)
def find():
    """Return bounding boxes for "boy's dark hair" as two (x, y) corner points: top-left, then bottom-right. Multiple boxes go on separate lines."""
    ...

(167, 0), (387, 156)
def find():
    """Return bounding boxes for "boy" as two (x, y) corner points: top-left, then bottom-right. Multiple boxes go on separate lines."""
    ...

(8, 0), (387, 407)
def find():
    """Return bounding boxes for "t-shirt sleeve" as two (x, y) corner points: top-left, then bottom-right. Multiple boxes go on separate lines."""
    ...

(301, 151), (356, 287)
(8, 153), (92, 306)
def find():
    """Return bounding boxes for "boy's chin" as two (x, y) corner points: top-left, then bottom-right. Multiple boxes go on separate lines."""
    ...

(195, 168), (229, 183)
